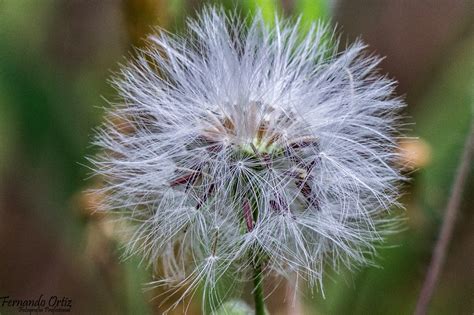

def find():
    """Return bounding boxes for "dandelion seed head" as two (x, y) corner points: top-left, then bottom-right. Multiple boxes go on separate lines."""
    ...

(91, 7), (405, 308)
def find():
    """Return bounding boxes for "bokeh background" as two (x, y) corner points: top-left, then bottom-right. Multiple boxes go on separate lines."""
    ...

(0, 0), (473, 314)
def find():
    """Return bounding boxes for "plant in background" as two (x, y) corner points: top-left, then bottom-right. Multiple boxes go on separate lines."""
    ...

(91, 7), (405, 314)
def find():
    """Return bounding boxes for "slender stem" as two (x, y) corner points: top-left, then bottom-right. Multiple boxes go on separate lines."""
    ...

(414, 120), (474, 315)
(253, 261), (265, 315)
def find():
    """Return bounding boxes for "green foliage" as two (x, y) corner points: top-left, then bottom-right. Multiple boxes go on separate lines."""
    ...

(243, 0), (280, 25)
(414, 38), (474, 219)
(295, 0), (330, 24)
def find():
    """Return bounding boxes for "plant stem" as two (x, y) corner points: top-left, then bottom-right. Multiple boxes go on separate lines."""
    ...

(253, 261), (265, 315)
(414, 120), (474, 315)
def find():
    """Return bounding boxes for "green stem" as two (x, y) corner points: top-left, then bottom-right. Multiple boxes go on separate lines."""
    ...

(253, 261), (265, 315)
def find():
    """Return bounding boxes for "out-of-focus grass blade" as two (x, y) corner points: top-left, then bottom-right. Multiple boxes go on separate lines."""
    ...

(295, 0), (330, 25)
(243, 0), (280, 25)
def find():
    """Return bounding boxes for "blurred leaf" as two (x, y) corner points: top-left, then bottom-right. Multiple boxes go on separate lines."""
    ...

(243, 0), (280, 25)
(294, 0), (330, 25)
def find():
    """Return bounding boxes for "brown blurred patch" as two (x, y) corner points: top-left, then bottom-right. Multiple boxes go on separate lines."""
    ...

(0, 170), (118, 314)
(47, 0), (125, 71)
(398, 138), (432, 170)
(335, 0), (473, 103)
(123, 0), (170, 48)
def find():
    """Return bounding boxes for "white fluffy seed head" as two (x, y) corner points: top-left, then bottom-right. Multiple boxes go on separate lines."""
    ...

(91, 7), (405, 309)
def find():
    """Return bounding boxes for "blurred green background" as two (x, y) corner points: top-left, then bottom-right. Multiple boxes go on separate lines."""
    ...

(0, 0), (472, 314)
